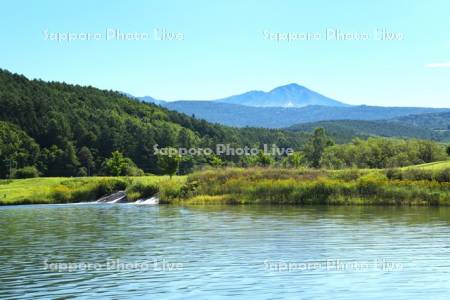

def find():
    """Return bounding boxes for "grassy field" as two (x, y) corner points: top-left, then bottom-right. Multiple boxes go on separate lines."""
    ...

(402, 160), (450, 170)
(1, 160), (449, 206)
(0, 176), (185, 205)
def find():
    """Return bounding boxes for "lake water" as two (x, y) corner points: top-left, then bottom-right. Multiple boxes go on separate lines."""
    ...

(1, 204), (450, 299)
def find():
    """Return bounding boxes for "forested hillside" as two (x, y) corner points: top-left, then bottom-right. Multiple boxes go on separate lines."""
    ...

(287, 120), (450, 143)
(0, 69), (307, 177)
(392, 112), (450, 130)
(161, 101), (449, 128)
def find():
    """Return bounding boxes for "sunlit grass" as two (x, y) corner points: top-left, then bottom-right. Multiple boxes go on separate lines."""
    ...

(0, 176), (186, 205)
(2, 161), (450, 206)
(181, 165), (450, 206)
(402, 160), (450, 170)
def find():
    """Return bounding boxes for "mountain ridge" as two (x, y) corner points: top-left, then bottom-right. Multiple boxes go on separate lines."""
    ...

(131, 84), (450, 128)
(136, 83), (349, 108)
(158, 101), (450, 128)
(216, 83), (349, 108)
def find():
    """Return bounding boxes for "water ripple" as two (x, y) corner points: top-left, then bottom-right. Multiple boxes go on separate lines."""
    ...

(1, 205), (450, 299)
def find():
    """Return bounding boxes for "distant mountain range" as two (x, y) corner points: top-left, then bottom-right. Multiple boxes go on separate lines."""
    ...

(130, 84), (450, 129)
(215, 83), (348, 107)
(160, 102), (450, 128)
(136, 83), (348, 108)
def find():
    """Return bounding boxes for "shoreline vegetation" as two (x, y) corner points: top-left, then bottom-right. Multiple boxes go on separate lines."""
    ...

(1, 160), (449, 206)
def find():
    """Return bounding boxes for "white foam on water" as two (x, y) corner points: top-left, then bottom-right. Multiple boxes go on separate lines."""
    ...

(134, 196), (159, 205)
(106, 196), (127, 203)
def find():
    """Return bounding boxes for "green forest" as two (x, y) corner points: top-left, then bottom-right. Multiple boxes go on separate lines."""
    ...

(0, 69), (309, 178)
(287, 119), (450, 143)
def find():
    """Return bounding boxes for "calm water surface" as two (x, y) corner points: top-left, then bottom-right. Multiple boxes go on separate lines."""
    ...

(1, 204), (450, 299)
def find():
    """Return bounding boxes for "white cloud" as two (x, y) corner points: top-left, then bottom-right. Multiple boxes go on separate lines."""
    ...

(426, 62), (450, 68)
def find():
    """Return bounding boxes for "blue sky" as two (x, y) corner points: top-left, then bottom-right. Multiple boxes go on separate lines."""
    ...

(0, 0), (449, 107)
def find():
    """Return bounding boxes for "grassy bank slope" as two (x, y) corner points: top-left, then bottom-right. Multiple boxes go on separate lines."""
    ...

(402, 160), (450, 171)
(0, 176), (185, 205)
(176, 166), (450, 206)
(1, 162), (449, 206)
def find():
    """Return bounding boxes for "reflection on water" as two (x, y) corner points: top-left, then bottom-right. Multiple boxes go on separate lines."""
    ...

(1, 204), (450, 299)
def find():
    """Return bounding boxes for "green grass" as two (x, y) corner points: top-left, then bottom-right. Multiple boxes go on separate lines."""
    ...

(402, 160), (450, 171)
(0, 176), (185, 205)
(2, 161), (450, 206)
(177, 165), (450, 206)
(0, 177), (65, 204)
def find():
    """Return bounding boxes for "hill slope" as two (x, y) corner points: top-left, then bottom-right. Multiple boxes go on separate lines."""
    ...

(0, 69), (306, 177)
(403, 160), (450, 171)
(287, 120), (450, 143)
(392, 111), (450, 130)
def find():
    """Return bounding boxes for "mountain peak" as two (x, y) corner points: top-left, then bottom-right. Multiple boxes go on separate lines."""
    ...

(136, 83), (349, 108)
(270, 83), (311, 96)
(273, 83), (304, 89)
(218, 84), (349, 108)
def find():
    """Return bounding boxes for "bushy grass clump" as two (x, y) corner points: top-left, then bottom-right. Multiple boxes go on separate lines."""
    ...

(176, 167), (450, 206)
(386, 168), (450, 183)
(125, 182), (159, 201)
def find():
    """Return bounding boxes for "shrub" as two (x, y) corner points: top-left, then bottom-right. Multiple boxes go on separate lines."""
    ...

(13, 166), (39, 179)
(402, 169), (433, 181)
(332, 169), (361, 181)
(159, 180), (183, 203)
(70, 188), (97, 202)
(357, 177), (382, 197)
(179, 180), (199, 198)
(126, 182), (159, 199)
(386, 169), (402, 180)
(94, 179), (128, 198)
(102, 151), (143, 176)
(434, 168), (450, 183)
(304, 181), (334, 204)
(124, 166), (145, 176)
